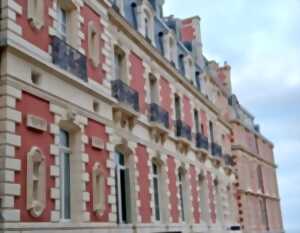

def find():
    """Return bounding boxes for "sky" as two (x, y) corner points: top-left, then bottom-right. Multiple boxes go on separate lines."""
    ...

(164, 0), (300, 232)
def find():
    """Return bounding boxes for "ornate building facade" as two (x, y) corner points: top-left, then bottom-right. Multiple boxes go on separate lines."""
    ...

(0, 1), (283, 233)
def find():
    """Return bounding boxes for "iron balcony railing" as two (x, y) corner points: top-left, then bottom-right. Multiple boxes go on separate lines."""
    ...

(211, 142), (222, 157)
(176, 120), (192, 141)
(224, 154), (235, 167)
(111, 79), (139, 112)
(196, 133), (209, 150)
(51, 36), (87, 82)
(149, 103), (169, 129)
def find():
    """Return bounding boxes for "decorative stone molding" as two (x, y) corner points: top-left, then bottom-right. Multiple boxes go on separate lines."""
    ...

(26, 147), (46, 217)
(27, 0), (44, 30)
(90, 136), (105, 150)
(92, 162), (106, 216)
(26, 114), (47, 132)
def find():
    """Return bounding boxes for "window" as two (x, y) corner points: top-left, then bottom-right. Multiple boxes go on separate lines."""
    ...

(198, 174), (208, 223)
(92, 162), (105, 215)
(57, 7), (67, 41)
(195, 71), (201, 91)
(260, 199), (269, 229)
(214, 179), (223, 224)
(114, 47), (126, 81)
(179, 54), (186, 76)
(26, 147), (46, 217)
(149, 75), (159, 104)
(59, 129), (71, 220)
(174, 94), (181, 120)
(178, 168), (187, 222)
(194, 109), (200, 133)
(209, 121), (214, 143)
(88, 21), (100, 67)
(152, 162), (161, 221)
(168, 36), (177, 66)
(115, 152), (131, 223)
(27, 0), (44, 29)
(136, 3), (154, 44)
(257, 165), (264, 192)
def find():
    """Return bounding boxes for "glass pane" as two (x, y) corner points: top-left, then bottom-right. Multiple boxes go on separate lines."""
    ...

(64, 153), (71, 219)
(59, 129), (69, 147)
(153, 178), (160, 221)
(120, 169), (127, 222)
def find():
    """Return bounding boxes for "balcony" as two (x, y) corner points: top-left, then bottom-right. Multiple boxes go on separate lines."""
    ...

(149, 103), (169, 129)
(111, 79), (139, 129)
(149, 103), (169, 144)
(175, 120), (192, 153)
(196, 133), (209, 151)
(51, 36), (87, 82)
(176, 120), (192, 141)
(211, 142), (222, 157)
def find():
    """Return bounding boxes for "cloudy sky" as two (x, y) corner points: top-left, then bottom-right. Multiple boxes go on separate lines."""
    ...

(164, 0), (300, 232)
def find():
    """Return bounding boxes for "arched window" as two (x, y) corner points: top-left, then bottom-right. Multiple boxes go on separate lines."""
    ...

(152, 160), (161, 221)
(27, 147), (46, 217)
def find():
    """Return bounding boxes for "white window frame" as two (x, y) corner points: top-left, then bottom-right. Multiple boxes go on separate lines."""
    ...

(59, 130), (71, 222)
(152, 161), (161, 222)
(57, 6), (68, 41)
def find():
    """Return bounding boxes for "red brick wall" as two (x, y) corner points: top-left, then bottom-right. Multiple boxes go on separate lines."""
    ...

(189, 165), (200, 223)
(159, 76), (173, 128)
(81, 4), (106, 83)
(16, 0), (53, 52)
(129, 52), (146, 114)
(183, 95), (193, 128)
(15, 92), (54, 221)
(167, 156), (179, 223)
(85, 119), (111, 222)
(136, 144), (152, 223)
(200, 110), (208, 136)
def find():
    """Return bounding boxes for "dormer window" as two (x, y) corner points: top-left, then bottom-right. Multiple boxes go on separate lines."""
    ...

(178, 54), (185, 75)
(137, 1), (155, 45)
(112, 0), (124, 15)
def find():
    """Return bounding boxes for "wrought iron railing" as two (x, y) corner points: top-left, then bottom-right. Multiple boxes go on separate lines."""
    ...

(111, 79), (139, 112)
(51, 36), (87, 82)
(149, 103), (169, 129)
(211, 142), (222, 157)
(176, 120), (192, 141)
(196, 133), (209, 150)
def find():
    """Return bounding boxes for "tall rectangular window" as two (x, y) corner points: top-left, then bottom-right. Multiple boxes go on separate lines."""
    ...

(152, 162), (161, 221)
(115, 152), (131, 223)
(209, 121), (214, 143)
(175, 94), (181, 121)
(57, 7), (67, 41)
(194, 109), (200, 133)
(199, 175), (208, 223)
(59, 129), (71, 220)
(257, 165), (264, 192)
(178, 169), (185, 222)
(114, 48), (125, 81)
(195, 71), (201, 91)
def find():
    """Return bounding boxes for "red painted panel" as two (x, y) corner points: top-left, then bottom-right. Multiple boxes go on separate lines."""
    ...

(136, 144), (152, 223)
(129, 52), (146, 113)
(85, 119), (111, 222)
(200, 110), (208, 137)
(159, 76), (173, 128)
(181, 26), (195, 42)
(167, 156), (179, 223)
(207, 171), (216, 224)
(81, 5), (106, 83)
(15, 92), (54, 222)
(16, 0), (53, 52)
(183, 95), (193, 128)
(190, 165), (200, 223)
